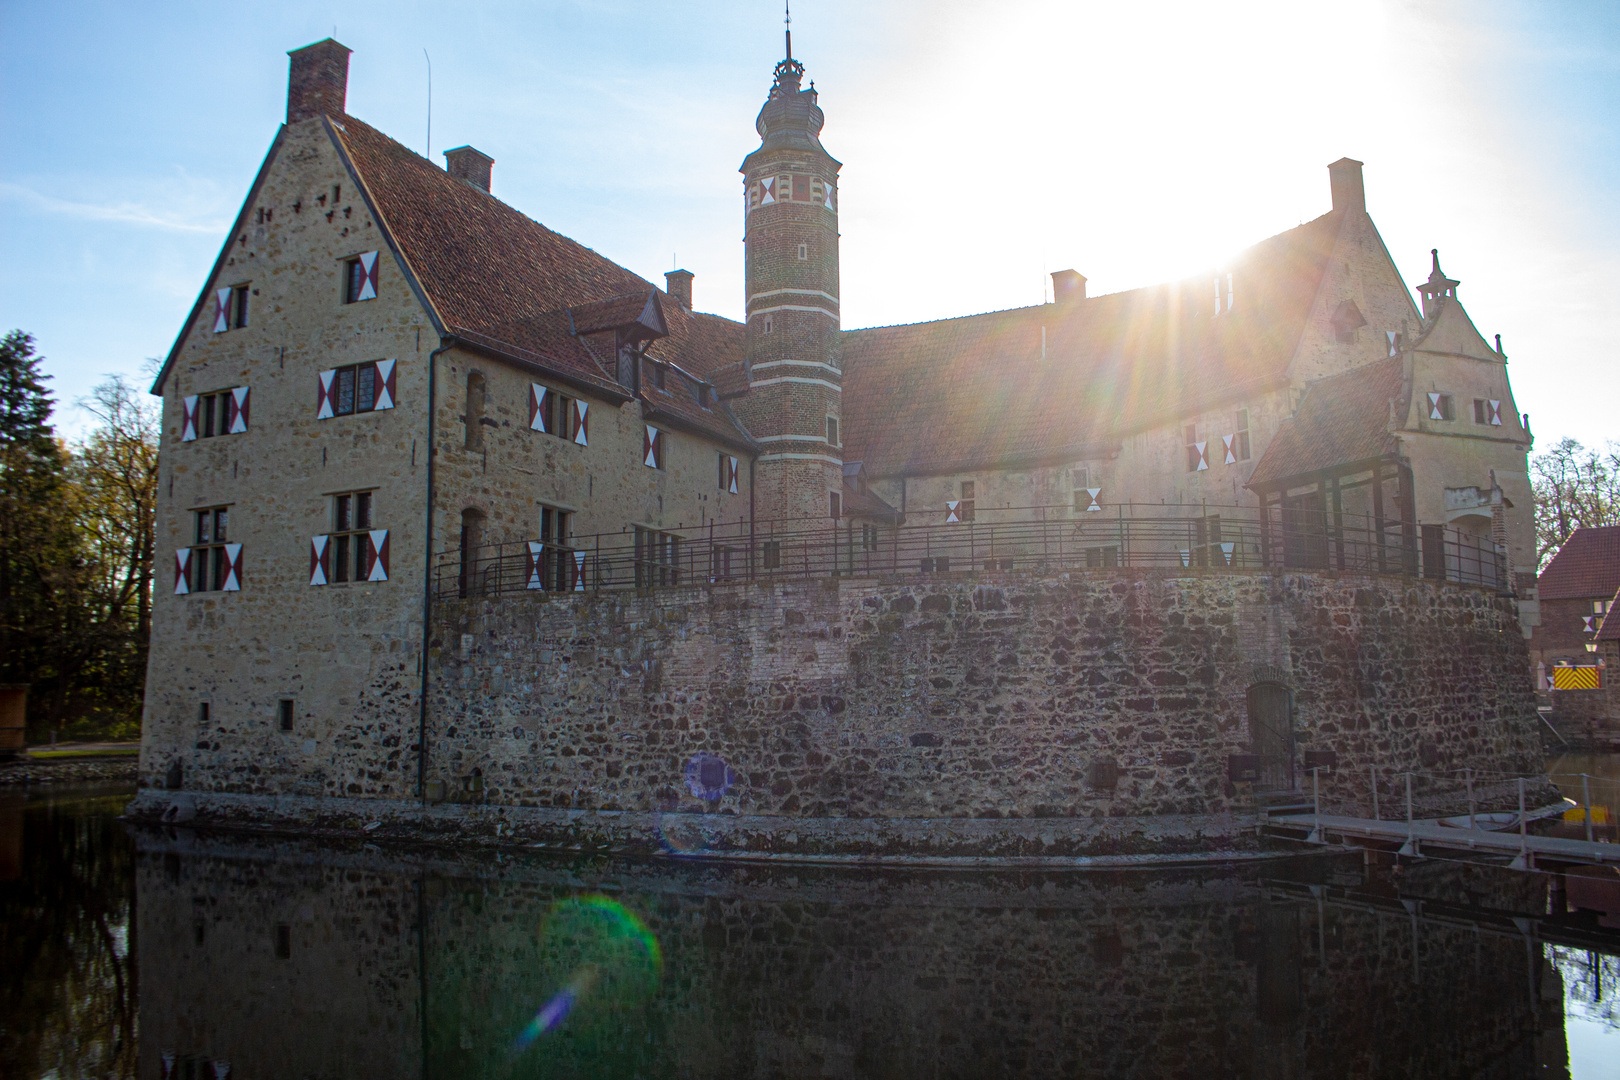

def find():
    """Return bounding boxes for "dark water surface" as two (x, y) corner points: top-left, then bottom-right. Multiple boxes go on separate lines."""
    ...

(3, 783), (1618, 1079)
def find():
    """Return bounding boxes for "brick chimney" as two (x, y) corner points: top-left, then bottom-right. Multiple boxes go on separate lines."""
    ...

(1328, 157), (1365, 213)
(444, 146), (494, 192)
(664, 269), (694, 310)
(1051, 269), (1087, 304)
(286, 39), (351, 124)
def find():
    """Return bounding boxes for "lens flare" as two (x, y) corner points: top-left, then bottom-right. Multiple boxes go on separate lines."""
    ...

(510, 895), (662, 1055)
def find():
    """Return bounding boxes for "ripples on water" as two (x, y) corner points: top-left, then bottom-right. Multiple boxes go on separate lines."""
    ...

(2, 781), (1618, 1079)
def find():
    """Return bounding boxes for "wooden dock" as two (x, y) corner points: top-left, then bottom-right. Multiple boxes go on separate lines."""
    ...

(1266, 811), (1620, 869)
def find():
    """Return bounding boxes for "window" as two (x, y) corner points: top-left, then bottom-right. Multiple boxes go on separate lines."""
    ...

(797, 244), (808, 261)
(762, 315), (774, 335)
(1472, 398), (1503, 426)
(958, 481), (975, 522)
(214, 285), (250, 332)
(718, 453), (739, 493)
(654, 362), (667, 391)
(183, 506), (240, 592)
(198, 702), (211, 725)
(1427, 392), (1455, 421)
(275, 924), (291, 960)
(1185, 424), (1208, 472)
(830, 491), (842, 520)
(1386, 331), (1403, 357)
(1232, 409), (1251, 462)
(278, 700), (294, 732)
(634, 526), (680, 587)
(1085, 545), (1119, 568)
(316, 361), (394, 420)
(343, 251), (379, 303)
(182, 387), (250, 441)
(1073, 467), (1090, 490)
(528, 384), (584, 443)
(860, 523), (879, 552)
(464, 372), (486, 449)
(1597, 599), (1614, 616)
(826, 416), (839, 447)
(530, 505), (574, 592)
(761, 540), (782, 570)
(329, 491), (376, 583)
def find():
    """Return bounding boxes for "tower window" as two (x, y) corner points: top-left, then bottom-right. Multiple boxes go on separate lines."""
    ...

(797, 244), (808, 261)
(830, 492), (841, 520)
(762, 316), (774, 335)
(826, 416), (839, 446)
(278, 700), (294, 732)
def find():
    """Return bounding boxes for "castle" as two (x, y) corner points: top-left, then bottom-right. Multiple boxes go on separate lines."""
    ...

(135, 37), (1545, 850)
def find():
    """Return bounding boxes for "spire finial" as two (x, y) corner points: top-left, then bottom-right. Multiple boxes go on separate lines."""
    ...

(785, 0), (792, 60)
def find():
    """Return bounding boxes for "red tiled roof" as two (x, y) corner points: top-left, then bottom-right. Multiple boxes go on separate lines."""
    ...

(840, 211), (1345, 477)
(1539, 526), (1620, 601)
(1245, 356), (1405, 487)
(331, 116), (750, 446)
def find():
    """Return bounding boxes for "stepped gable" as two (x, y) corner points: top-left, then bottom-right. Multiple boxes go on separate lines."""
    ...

(1245, 355), (1406, 487)
(839, 211), (1345, 477)
(332, 115), (749, 444)
(1538, 526), (1620, 601)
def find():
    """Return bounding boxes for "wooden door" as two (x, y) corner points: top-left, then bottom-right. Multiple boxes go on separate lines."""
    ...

(1280, 491), (1327, 569)
(1248, 683), (1295, 792)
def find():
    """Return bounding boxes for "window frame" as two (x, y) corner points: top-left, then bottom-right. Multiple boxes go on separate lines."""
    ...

(1233, 409), (1251, 462)
(958, 480), (975, 522)
(826, 416), (839, 447)
(331, 362), (379, 419)
(328, 489), (376, 585)
(187, 505), (233, 592)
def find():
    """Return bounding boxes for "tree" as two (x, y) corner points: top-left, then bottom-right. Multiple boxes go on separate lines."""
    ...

(1530, 437), (1620, 571)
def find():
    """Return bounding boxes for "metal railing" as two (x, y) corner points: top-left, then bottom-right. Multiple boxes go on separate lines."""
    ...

(434, 502), (1509, 598)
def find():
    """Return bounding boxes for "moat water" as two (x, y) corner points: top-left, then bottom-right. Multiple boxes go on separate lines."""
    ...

(2, 769), (1617, 1079)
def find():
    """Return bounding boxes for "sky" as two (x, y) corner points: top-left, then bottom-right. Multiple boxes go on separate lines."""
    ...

(1, 0), (1616, 448)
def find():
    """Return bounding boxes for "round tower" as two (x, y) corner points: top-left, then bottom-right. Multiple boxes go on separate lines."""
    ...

(736, 43), (843, 525)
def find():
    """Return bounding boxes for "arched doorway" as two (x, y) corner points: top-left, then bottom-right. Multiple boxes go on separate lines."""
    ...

(1247, 683), (1295, 792)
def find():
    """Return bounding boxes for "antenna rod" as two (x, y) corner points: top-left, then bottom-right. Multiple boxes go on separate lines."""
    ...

(785, 0), (792, 59)
(423, 49), (432, 161)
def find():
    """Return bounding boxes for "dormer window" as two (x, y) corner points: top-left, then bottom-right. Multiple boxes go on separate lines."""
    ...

(1330, 300), (1365, 343)
(1427, 393), (1455, 421)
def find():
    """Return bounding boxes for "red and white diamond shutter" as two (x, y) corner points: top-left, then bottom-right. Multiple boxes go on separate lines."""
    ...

(1386, 332), (1402, 357)
(181, 396), (199, 442)
(727, 456), (739, 494)
(373, 360), (396, 410)
(356, 252), (379, 301)
(365, 530), (389, 582)
(214, 288), (232, 333)
(1222, 434), (1237, 465)
(174, 549), (191, 594)
(1488, 399), (1502, 425)
(1428, 393), (1444, 420)
(644, 426), (660, 468)
(317, 370), (336, 419)
(823, 182), (836, 213)
(1194, 442), (1209, 471)
(1583, 616), (1597, 633)
(526, 542), (545, 590)
(945, 501), (962, 524)
(221, 544), (243, 591)
(572, 400), (588, 445)
(572, 550), (587, 592)
(309, 535), (329, 586)
(529, 385), (548, 432)
(1081, 488), (1102, 512)
(228, 387), (250, 433)
(759, 177), (776, 205)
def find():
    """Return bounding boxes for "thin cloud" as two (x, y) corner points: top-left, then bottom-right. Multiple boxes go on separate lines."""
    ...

(0, 181), (228, 233)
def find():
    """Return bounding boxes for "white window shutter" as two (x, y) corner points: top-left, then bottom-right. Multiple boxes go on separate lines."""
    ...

(573, 551), (586, 592)
(728, 456), (739, 494)
(317, 370), (336, 419)
(1222, 434), (1236, 465)
(1428, 393), (1443, 420)
(526, 541), (546, 590)
(1387, 331), (1401, 357)
(214, 288), (232, 333)
(1488, 399), (1502, 426)
(1195, 441), (1209, 471)
(309, 536), (329, 586)
(356, 251), (379, 301)
(366, 530), (389, 581)
(529, 385), (548, 432)
(1083, 487), (1102, 512)
(181, 396), (199, 442)
(229, 387), (250, 434)
(573, 400), (588, 445)
(174, 548), (191, 594)
(644, 426), (660, 468)
(945, 501), (961, 524)
(373, 360), (396, 410)
(221, 544), (242, 591)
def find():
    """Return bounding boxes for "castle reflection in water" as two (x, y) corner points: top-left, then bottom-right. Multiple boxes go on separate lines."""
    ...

(132, 827), (1583, 1080)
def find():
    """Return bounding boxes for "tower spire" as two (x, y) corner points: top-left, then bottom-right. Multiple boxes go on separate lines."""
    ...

(785, 0), (792, 60)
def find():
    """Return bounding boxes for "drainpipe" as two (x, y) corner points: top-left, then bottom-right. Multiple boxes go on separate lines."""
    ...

(419, 337), (455, 805)
(748, 456), (756, 582)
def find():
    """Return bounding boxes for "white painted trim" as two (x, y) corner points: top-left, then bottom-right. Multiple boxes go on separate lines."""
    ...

(749, 375), (841, 391)
(748, 288), (840, 304)
(748, 305), (839, 319)
(758, 452), (844, 465)
(754, 434), (831, 444)
(750, 359), (841, 375)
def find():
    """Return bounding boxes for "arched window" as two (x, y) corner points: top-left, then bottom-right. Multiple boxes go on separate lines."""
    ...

(458, 508), (486, 598)
(1246, 683), (1294, 792)
(464, 371), (487, 450)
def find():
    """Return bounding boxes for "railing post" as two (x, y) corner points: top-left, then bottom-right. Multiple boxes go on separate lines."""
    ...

(1515, 776), (1529, 869)
(1370, 764), (1379, 820)
(1467, 767), (1475, 830)
(1309, 766), (1322, 843)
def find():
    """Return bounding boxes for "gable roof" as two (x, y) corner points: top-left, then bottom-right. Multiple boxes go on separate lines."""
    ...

(1538, 526), (1620, 601)
(839, 210), (1346, 477)
(1246, 356), (1406, 488)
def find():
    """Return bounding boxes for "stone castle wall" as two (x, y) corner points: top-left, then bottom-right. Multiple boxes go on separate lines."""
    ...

(421, 569), (1541, 826)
